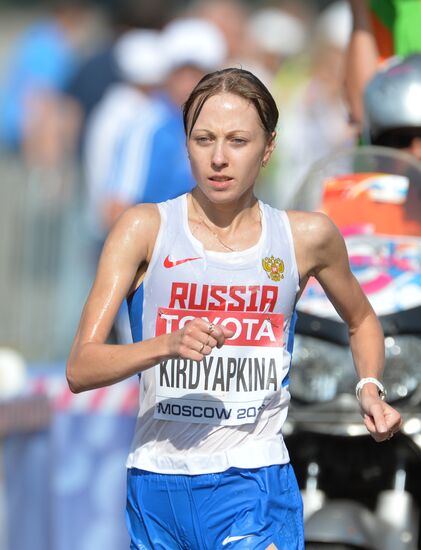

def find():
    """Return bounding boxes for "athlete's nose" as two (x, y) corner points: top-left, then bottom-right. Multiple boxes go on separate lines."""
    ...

(211, 142), (228, 169)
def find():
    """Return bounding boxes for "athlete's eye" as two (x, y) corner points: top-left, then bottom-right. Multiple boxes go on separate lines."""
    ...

(195, 136), (212, 144)
(231, 138), (247, 145)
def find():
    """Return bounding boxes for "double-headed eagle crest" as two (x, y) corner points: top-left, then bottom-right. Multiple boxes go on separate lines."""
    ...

(262, 256), (285, 282)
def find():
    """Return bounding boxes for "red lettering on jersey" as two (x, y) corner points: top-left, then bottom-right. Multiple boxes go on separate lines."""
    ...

(168, 283), (280, 312)
(169, 282), (188, 308)
(188, 283), (208, 310)
(209, 285), (227, 310)
(261, 286), (278, 313)
(248, 286), (260, 311)
(227, 286), (246, 311)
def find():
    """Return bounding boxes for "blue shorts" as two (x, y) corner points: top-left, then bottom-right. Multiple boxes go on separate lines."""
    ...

(126, 463), (304, 549)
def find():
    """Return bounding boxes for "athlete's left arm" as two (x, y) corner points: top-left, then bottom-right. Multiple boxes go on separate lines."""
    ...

(292, 211), (401, 442)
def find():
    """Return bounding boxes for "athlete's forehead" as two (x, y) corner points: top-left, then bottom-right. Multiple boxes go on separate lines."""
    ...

(190, 92), (264, 134)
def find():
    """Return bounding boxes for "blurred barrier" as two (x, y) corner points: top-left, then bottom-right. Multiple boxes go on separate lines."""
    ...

(3, 366), (139, 550)
(0, 394), (51, 550)
(0, 153), (137, 548)
(0, 394), (51, 437)
(0, 153), (96, 361)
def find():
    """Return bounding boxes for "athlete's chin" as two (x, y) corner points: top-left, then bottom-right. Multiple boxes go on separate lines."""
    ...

(204, 190), (239, 206)
(198, 182), (241, 203)
(206, 178), (234, 191)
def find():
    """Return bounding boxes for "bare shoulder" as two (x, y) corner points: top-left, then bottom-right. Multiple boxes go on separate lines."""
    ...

(286, 210), (339, 245)
(111, 202), (160, 236)
(286, 210), (347, 277)
(101, 202), (161, 265)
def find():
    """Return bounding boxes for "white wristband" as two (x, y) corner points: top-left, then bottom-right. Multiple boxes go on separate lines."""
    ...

(356, 377), (386, 402)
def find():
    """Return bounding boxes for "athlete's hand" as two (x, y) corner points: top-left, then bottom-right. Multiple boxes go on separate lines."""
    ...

(169, 319), (234, 361)
(359, 387), (402, 442)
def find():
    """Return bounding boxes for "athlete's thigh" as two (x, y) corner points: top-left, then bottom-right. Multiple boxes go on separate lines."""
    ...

(126, 468), (183, 550)
(196, 464), (304, 550)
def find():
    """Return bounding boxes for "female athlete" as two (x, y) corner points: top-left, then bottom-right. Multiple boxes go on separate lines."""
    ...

(67, 68), (401, 550)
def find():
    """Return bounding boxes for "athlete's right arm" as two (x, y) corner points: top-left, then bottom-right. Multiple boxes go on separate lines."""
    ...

(66, 203), (229, 393)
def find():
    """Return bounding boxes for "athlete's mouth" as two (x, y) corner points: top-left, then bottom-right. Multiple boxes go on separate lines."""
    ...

(208, 176), (233, 182)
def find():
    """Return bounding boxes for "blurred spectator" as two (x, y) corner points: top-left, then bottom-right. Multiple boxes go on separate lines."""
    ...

(0, 0), (90, 154)
(272, 1), (355, 208)
(248, 7), (307, 86)
(64, 0), (173, 152)
(188, 0), (250, 62)
(258, 1), (316, 90)
(161, 18), (226, 108)
(346, 0), (421, 127)
(84, 29), (169, 238)
(103, 18), (228, 231)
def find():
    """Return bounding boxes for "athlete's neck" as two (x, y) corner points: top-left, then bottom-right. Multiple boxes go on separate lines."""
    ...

(189, 190), (258, 230)
(188, 191), (262, 253)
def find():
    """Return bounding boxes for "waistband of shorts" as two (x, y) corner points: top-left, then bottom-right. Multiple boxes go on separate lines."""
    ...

(127, 463), (291, 487)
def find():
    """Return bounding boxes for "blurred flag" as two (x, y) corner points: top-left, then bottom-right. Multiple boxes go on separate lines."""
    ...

(369, 0), (421, 59)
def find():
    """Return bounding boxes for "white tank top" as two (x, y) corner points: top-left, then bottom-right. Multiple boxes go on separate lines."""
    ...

(126, 194), (299, 475)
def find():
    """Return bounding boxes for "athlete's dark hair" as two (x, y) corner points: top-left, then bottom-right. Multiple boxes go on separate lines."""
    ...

(183, 68), (279, 139)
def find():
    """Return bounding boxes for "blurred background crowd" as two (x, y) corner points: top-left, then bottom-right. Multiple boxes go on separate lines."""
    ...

(0, 0), (420, 549)
(0, 0), (362, 368)
(1, 0), (420, 364)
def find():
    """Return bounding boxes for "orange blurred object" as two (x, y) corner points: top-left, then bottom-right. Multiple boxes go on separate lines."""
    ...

(321, 173), (421, 236)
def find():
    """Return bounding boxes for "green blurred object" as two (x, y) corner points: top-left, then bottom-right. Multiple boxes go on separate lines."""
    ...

(370, 0), (421, 56)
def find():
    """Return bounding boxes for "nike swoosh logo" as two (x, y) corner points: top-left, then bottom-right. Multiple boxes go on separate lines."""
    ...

(163, 255), (202, 268)
(222, 535), (256, 545)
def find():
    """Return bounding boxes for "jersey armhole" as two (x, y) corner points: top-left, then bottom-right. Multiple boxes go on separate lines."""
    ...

(280, 210), (300, 293)
(142, 203), (166, 287)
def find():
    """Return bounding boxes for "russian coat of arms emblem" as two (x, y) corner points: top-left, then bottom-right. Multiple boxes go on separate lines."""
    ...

(262, 256), (285, 282)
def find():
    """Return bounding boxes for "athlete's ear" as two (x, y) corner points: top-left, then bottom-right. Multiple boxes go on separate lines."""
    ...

(262, 131), (276, 167)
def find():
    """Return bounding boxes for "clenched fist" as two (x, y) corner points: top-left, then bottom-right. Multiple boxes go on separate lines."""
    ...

(168, 318), (234, 361)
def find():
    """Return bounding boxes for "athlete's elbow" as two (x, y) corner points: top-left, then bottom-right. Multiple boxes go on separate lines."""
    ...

(66, 362), (83, 394)
(66, 350), (87, 394)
